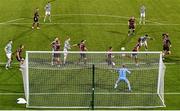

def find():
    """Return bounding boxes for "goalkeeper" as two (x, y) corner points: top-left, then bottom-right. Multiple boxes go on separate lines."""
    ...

(114, 64), (132, 91)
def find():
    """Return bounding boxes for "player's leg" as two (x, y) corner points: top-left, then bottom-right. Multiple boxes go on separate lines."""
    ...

(132, 26), (135, 35)
(114, 78), (120, 88)
(139, 14), (142, 24)
(166, 47), (171, 55)
(48, 12), (51, 22)
(63, 50), (68, 64)
(5, 55), (9, 69)
(7, 54), (12, 67)
(144, 41), (148, 51)
(78, 53), (83, 64)
(56, 54), (61, 65)
(37, 22), (40, 29)
(107, 57), (111, 66)
(168, 49), (171, 55)
(143, 13), (146, 24)
(32, 22), (35, 29)
(83, 54), (87, 64)
(128, 28), (132, 36)
(44, 12), (47, 22)
(63, 55), (67, 64)
(51, 52), (55, 65)
(134, 55), (139, 66)
(5, 54), (10, 69)
(125, 78), (131, 91)
(162, 45), (166, 57)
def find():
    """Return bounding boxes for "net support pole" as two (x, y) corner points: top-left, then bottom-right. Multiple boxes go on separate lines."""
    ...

(91, 64), (95, 110)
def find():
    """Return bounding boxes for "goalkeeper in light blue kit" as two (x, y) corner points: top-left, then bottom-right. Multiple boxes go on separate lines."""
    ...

(114, 65), (131, 91)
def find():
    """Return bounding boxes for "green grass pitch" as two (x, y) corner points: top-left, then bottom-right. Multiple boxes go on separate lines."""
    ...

(0, 0), (180, 109)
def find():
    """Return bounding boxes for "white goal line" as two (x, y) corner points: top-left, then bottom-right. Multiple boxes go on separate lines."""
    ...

(1, 92), (180, 95)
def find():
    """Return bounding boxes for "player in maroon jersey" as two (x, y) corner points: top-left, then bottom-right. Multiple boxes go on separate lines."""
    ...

(131, 43), (141, 66)
(106, 46), (115, 67)
(16, 45), (24, 65)
(162, 33), (172, 57)
(128, 16), (136, 36)
(53, 38), (61, 65)
(73, 40), (88, 64)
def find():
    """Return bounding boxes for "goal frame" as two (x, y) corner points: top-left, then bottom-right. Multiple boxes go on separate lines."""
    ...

(24, 51), (166, 109)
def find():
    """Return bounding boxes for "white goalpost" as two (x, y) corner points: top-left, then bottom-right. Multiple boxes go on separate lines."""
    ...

(22, 51), (166, 109)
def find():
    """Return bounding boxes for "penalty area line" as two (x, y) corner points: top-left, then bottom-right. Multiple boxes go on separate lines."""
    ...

(1, 22), (180, 26)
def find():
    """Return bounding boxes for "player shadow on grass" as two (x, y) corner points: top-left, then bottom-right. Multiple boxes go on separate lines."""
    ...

(11, 28), (34, 42)
(9, 24), (31, 29)
(0, 66), (23, 93)
(106, 30), (127, 35)
(51, 16), (75, 22)
(163, 55), (180, 63)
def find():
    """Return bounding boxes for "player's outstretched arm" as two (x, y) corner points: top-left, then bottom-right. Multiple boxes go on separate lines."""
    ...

(72, 44), (78, 47)
(127, 69), (131, 74)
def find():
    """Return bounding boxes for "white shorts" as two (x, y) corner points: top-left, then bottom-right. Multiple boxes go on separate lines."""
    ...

(117, 77), (129, 84)
(6, 53), (12, 59)
(140, 41), (147, 47)
(64, 49), (68, 56)
(140, 13), (145, 17)
(45, 11), (51, 16)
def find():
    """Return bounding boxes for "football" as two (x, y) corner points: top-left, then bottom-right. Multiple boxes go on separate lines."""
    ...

(121, 47), (125, 51)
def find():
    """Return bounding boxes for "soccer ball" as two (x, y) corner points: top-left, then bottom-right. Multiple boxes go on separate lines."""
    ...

(121, 47), (125, 51)
(112, 62), (116, 66)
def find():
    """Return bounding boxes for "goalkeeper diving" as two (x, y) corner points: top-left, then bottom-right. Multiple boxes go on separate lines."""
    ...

(114, 64), (132, 91)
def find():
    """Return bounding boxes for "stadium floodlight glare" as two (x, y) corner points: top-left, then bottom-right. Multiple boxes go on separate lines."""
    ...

(22, 51), (166, 109)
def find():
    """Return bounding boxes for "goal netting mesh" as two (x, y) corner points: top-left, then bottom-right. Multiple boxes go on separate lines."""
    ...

(22, 51), (166, 109)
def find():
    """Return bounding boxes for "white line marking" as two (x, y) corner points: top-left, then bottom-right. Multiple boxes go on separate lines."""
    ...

(53, 13), (129, 19)
(1, 18), (25, 23)
(0, 13), (177, 25)
(0, 92), (180, 95)
(53, 14), (164, 25)
(1, 22), (180, 26)
(0, 63), (19, 65)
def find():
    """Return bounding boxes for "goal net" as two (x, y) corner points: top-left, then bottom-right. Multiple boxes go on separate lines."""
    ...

(22, 51), (166, 109)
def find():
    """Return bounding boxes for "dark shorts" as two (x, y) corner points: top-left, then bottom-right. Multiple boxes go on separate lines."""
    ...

(163, 45), (170, 51)
(54, 53), (61, 58)
(132, 50), (138, 58)
(80, 53), (86, 59)
(34, 17), (39, 23)
(16, 56), (23, 62)
(129, 25), (135, 29)
(107, 57), (112, 65)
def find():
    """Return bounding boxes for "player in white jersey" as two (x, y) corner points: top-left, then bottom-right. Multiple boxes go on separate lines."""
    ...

(138, 34), (153, 51)
(63, 37), (71, 64)
(4, 40), (13, 70)
(114, 65), (131, 91)
(44, 1), (51, 22)
(139, 5), (146, 24)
